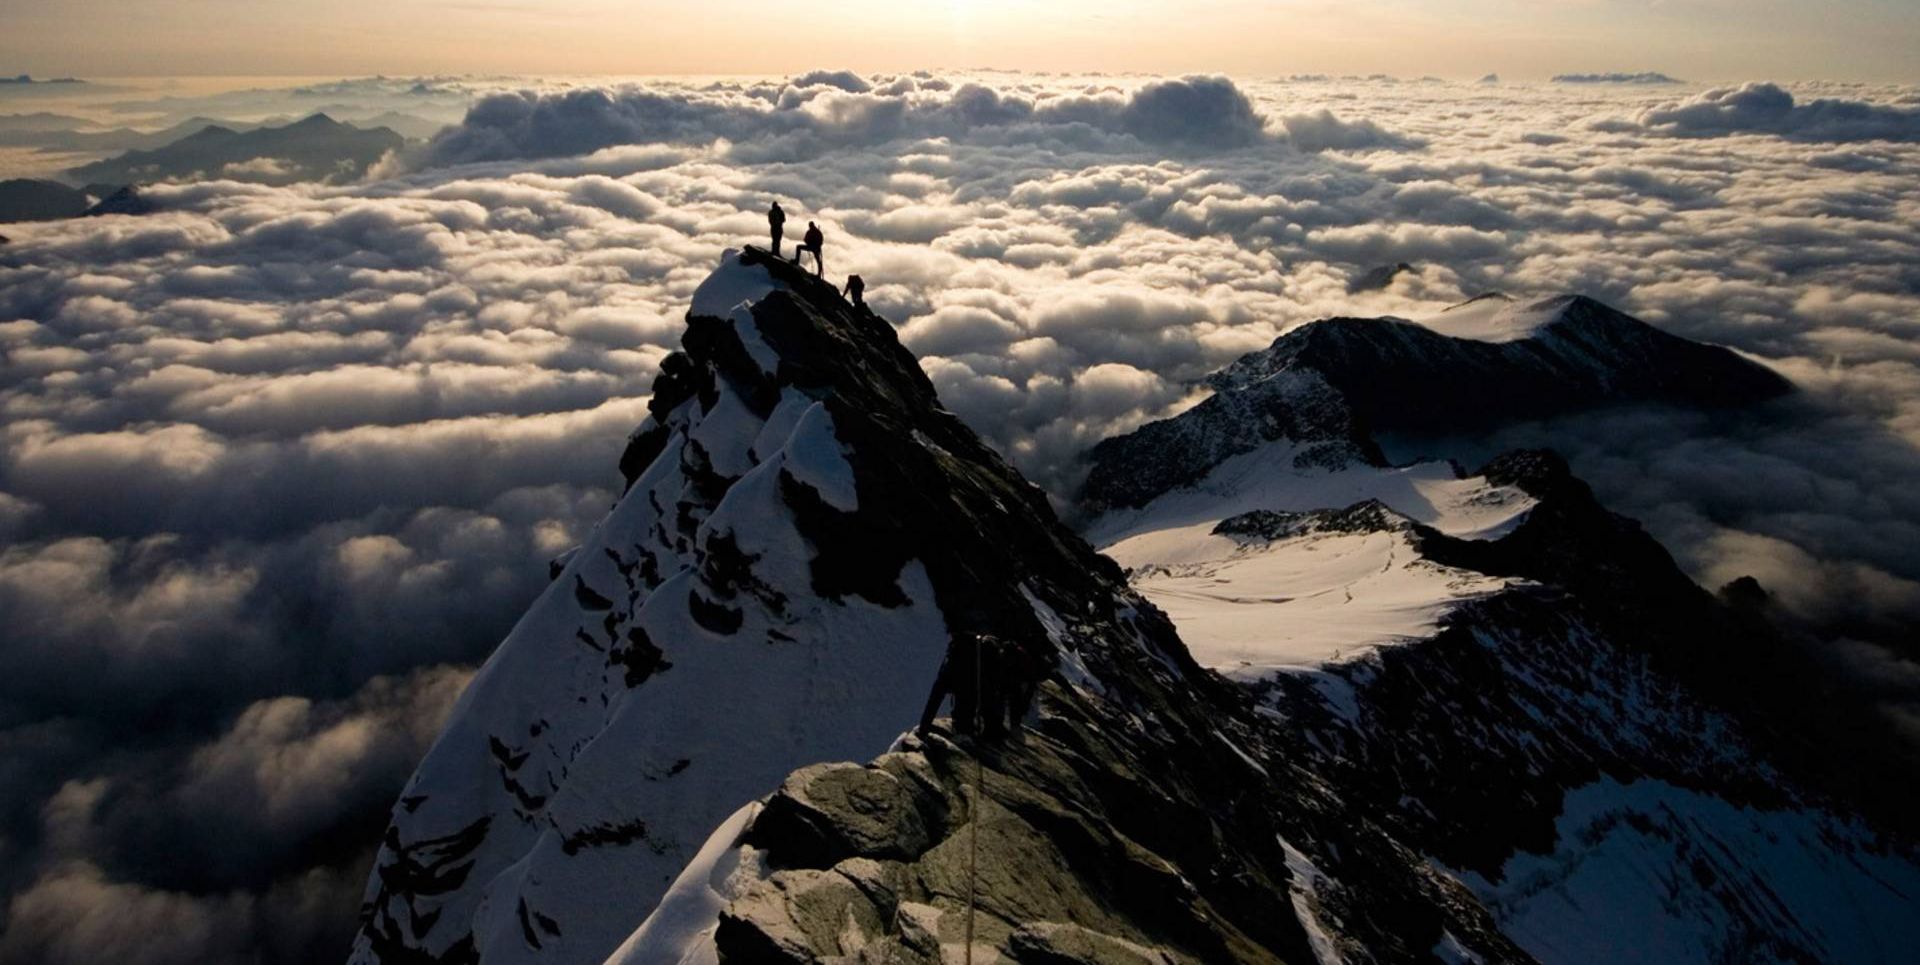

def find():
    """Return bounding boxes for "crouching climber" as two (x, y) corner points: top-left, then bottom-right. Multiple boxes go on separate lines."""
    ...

(918, 631), (1045, 740)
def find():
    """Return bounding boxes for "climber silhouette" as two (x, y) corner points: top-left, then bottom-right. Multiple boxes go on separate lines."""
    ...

(797, 221), (825, 277)
(918, 632), (1041, 741)
(842, 274), (865, 307)
(767, 201), (786, 258)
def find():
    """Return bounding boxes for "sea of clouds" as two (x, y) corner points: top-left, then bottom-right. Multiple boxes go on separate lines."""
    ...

(2, 71), (1918, 965)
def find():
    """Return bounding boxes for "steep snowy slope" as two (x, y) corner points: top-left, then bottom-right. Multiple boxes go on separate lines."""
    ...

(351, 251), (958, 964)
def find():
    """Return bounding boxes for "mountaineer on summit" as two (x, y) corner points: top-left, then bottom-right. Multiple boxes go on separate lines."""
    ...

(767, 201), (786, 258)
(797, 221), (825, 277)
(842, 273), (865, 307)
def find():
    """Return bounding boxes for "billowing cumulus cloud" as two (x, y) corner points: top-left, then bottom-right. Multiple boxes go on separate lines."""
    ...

(407, 73), (1335, 169)
(2, 70), (1919, 964)
(1638, 82), (1920, 141)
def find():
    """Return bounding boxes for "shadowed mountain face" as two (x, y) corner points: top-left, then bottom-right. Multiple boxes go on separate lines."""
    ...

(354, 252), (1917, 965)
(67, 113), (404, 186)
(0, 178), (91, 222)
(0, 115), (263, 153)
(1082, 293), (1792, 512)
(1223, 294), (1793, 428)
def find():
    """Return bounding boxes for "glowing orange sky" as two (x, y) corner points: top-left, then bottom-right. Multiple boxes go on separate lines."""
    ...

(3, 0), (1917, 81)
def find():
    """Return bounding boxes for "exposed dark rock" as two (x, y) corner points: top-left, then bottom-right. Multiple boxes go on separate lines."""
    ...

(1346, 261), (1414, 293)
(0, 178), (89, 222)
(1220, 296), (1792, 434)
(610, 626), (670, 687)
(1084, 294), (1791, 511)
(1719, 575), (1770, 610)
(698, 529), (789, 616)
(559, 818), (654, 856)
(1214, 499), (1410, 542)
(572, 574), (613, 611)
(686, 590), (743, 634)
(1081, 363), (1377, 513)
(619, 422), (669, 492)
(82, 184), (155, 217)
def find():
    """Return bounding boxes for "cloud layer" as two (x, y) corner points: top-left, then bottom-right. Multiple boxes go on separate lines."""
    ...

(3, 71), (1920, 964)
(1638, 82), (1920, 141)
(408, 73), (1286, 171)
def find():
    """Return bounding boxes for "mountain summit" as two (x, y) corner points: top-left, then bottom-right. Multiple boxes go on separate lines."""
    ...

(352, 249), (1517, 964)
(356, 253), (1918, 965)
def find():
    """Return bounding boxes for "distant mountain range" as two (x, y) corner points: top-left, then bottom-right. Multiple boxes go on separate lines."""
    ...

(0, 180), (157, 223)
(66, 113), (405, 187)
(0, 113), (418, 222)
(0, 115), (264, 153)
(1553, 72), (1683, 84)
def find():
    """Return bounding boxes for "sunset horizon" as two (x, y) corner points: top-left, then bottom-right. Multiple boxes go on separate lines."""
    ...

(3, 7), (1918, 965)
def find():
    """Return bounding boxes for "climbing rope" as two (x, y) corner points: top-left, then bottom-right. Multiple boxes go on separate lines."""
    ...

(963, 636), (983, 965)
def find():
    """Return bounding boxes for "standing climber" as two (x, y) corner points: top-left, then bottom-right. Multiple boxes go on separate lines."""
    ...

(767, 201), (786, 258)
(919, 632), (979, 736)
(918, 631), (1042, 740)
(842, 273), (865, 307)
(797, 221), (825, 277)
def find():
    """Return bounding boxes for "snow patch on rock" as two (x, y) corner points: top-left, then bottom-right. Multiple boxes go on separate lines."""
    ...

(778, 403), (858, 512)
(689, 248), (781, 320)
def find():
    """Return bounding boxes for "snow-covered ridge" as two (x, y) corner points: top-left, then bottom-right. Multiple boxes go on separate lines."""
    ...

(1415, 291), (1545, 342)
(351, 250), (955, 965)
(1093, 440), (1536, 680)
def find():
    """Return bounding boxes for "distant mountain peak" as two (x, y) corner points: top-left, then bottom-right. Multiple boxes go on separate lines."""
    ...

(81, 184), (154, 217)
(1084, 292), (1788, 512)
